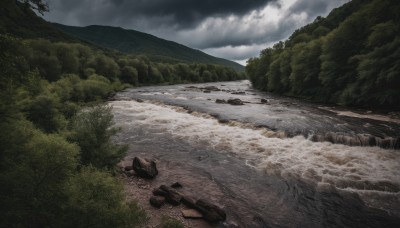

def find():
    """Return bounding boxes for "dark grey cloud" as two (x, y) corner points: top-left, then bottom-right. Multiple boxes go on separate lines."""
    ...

(47, 0), (274, 29)
(43, 0), (348, 63)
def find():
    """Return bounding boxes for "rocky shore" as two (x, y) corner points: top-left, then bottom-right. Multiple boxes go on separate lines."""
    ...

(117, 157), (237, 228)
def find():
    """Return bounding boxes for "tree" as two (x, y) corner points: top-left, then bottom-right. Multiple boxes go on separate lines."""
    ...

(120, 66), (138, 86)
(69, 105), (128, 169)
(60, 167), (146, 228)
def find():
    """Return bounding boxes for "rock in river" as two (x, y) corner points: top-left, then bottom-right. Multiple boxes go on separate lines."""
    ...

(227, 98), (244, 105)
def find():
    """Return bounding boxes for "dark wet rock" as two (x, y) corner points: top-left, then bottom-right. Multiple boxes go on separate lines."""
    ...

(153, 187), (168, 196)
(261, 98), (268, 104)
(171, 182), (183, 188)
(216, 99), (226, 104)
(204, 86), (220, 91)
(136, 98), (144, 103)
(132, 157), (158, 179)
(182, 209), (203, 219)
(186, 86), (198, 89)
(231, 91), (245, 95)
(124, 170), (135, 177)
(227, 99), (244, 105)
(221, 221), (240, 228)
(204, 90), (211, 93)
(195, 199), (226, 222)
(150, 196), (165, 208)
(158, 185), (182, 205)
(182, 195), (197, 208)
(218, 119), (229, 124)
(124, 166), (133, 171)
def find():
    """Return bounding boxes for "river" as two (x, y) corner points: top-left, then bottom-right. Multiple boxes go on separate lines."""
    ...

(110, 80), (400, 227)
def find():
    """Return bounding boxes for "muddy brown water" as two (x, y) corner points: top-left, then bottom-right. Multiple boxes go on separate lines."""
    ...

(110, 80), (400, 227)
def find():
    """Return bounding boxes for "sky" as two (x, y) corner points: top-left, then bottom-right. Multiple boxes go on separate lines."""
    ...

(42, 0), (348, 65)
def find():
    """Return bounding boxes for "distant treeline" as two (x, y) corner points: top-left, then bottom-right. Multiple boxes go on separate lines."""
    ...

(23, 39), (246, 86)
(246, 0), (400, 109)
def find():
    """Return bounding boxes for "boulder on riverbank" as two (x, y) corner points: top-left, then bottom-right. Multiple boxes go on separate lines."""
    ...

(153, 185), (183, 206)
(132, 157), (158, 179)
(150, 196), (165, 208)
(182, 209), (203, 219)
(195, 199), (226, 223)
(152, 184), (227, 223)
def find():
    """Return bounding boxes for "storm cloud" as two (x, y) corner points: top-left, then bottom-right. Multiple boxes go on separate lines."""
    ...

(43, 0), (348, 64)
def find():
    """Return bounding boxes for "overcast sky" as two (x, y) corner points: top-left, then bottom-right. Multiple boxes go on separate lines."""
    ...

(42, 0), (348, 65)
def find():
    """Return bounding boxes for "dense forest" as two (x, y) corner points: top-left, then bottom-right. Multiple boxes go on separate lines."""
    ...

(246, 0), (400, 109)
(0, 0), (245, 227)
(0, 34), (148, 228)
(55, 24), (244, 71)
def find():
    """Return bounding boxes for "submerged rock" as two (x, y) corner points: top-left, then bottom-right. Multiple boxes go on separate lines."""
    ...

(231, 91), (246, 95)
(132, 157), (158, 179)
(227, 99), (244, 105)
(216, 99), (226, 104)
(261, 98), (268, 104)
(204, 86), (220, 91)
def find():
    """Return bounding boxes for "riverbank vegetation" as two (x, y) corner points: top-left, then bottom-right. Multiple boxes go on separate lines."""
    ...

(0, 34), (148, 227)
(0, 1), (244, 226)
(246, 0), (400, 110)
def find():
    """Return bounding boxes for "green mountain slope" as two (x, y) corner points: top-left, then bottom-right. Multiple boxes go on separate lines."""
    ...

(54, 24), (244, 71)
(246, 0), (400, 109)
(0, 0), (76, 41)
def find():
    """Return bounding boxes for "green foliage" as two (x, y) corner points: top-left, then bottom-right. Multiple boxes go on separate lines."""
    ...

(0, 120), (79, 227)
(54, 23), (244, 71)
(0, 32), (147, 227)
(120, 66), (139, 85)
(160, 216), (184, 228)
(0, 3), (248, 227)
(70, 105), (128, 169)
(246, 0), (400, 109)
(60, 167), (146, 228)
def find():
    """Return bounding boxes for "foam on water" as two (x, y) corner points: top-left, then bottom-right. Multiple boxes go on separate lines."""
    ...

(111, 100), (400, 197)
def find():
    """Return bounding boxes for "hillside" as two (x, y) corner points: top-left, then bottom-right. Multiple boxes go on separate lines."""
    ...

(0, 0), (76, 41)
(54, 23), (244, 71)
(246, 0), (400, 109)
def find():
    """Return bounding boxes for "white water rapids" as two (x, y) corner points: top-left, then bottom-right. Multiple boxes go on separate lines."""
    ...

(111, 100), (400, 197)
(110, 81), (400, 226)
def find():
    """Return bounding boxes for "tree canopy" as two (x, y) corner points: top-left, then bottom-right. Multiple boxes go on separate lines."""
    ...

(246, 0), (400, 110)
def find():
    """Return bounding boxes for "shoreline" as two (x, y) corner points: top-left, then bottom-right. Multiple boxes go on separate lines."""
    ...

(118, 158), (221, 228)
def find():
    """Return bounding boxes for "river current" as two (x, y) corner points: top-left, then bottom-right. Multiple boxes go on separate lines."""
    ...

(110, 80), (400, 227)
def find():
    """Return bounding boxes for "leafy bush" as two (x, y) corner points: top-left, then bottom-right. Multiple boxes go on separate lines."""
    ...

(0, 121), (79, 227)
(160, 216), (184, 228)
(60, 166), (146, 228)
(69, 105), (128, 169)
